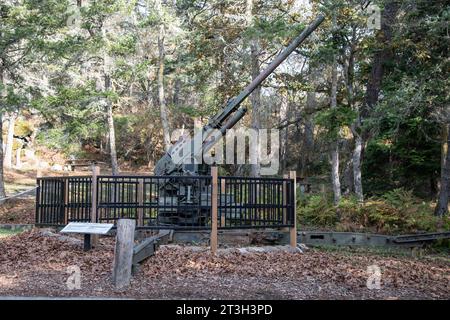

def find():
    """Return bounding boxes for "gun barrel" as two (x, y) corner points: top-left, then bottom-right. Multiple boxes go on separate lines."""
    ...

(155, 15), (325, 176)
(210, 14), (325, 126)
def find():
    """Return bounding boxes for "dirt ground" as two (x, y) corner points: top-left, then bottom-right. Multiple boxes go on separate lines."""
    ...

(0, 229), (448, 300)
(0, 198), (35, 224)
(0, 168), (37, 224)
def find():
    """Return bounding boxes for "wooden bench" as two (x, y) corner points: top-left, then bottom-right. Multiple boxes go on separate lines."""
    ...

(64, 159), (106, 171)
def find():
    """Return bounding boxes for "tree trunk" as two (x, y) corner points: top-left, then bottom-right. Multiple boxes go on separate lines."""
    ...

(435, 124), (449, 216)
(104, 73), (119, 175)
(4, 111), (17, 169)
(249, 42), (261, 177)
(354, 2), (398, 201)
(362, 2), (398, 130)
(342, 157), (354, 194)
(330, 14), (341, 205)
(0, 68), (7, 199)
(247, 0), (261, 177)
(301, 89), (316, 178)
(440, 124), (448, 188)
(353, 132), (363, 202)
(279, 95), (289, 172)
(172, 77), (181, 107)
(15, 144), (22, 168)
(331, 145), (341, 205)
(156, 0), (171, 152)
(106, 100), (119, 175)
(345, 34), (364, 202)
(101, 21), (119, 175)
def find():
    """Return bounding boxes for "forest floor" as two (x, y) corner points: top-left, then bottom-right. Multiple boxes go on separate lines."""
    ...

(0, 229), (449, 300)
(0, 169), (37, 224)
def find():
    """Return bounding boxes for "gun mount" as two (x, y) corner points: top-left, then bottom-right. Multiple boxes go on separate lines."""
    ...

(153, 15), (325, 226)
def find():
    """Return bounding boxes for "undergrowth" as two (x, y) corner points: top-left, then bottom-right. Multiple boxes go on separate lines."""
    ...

(297, 188), (450, 235)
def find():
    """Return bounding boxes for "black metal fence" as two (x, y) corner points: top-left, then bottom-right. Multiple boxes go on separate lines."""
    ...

(218, 176), (295, 229)
(96, 175), (213, 229)
(36, 176), (92, 226)
(36, 174), (295, 230)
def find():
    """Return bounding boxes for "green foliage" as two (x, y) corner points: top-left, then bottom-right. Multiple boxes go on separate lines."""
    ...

(363, 99), (441, 197)
(32, 83), (107, 156)
(112, 113), (159, 165)
(315, 105), (357, 139)
(360, 0), (448, 198)
(137, 9), (160, 28)
(298, 189), (450, 234)
(109, 35), (138, 56)
(298, 194), (338, 227)
(36, 128), (79, 154)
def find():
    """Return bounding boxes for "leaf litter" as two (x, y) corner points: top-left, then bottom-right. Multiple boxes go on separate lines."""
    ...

(0, 229), (448, 299)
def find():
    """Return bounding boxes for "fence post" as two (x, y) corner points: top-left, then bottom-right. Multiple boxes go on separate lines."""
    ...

(137, 179), (144, 226)
(220, 179), (226, 227)
(282, 173), (288, 226)
(63, 173), (69, 225)
(211, 166), (218, 254)
(35, 171), (41, 225)
(112, 218), (136, 289)
(289, 171), (297, 248)
(91, 165), (100, 247)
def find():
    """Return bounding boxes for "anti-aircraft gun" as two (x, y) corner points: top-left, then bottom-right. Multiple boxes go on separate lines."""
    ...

(153, 15), (325, 226)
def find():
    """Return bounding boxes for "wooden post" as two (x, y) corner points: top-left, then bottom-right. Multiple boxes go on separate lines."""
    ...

(210, 166), (218, 254)
(137, 179), (144, 227)
(282, 173), (288, 226)
(220, 179), (226, 227)
(63, 173), (69, 225)
(289, 171), (297, 248)
(91, 165), (100, 247)
(112, 219), (136, 289)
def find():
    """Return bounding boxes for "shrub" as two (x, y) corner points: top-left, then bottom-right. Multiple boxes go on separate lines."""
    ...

(297, 188), (449, 234)
(297, 194), (337, 227)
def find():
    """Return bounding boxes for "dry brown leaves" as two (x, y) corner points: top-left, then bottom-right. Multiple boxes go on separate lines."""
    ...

(142, 246), (450, 297)
(0, 198), (35, 224)
(0, 229), (449, 299)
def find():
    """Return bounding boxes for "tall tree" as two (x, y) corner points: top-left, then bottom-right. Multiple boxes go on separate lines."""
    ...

(101, 17), (120, 175)
(355, 1), (398, 199)
(0, 0), (67, 197)
(155, 0), (171, 151)
(436, 125), (449, 216)
(3, 110), (17, 168)
(247, 0), (262, 177)
(0, 69), (6, 199)
(330, 12), (341, 205)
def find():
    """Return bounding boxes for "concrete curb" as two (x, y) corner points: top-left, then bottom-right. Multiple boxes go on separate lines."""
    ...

(0, 224), (34, 231)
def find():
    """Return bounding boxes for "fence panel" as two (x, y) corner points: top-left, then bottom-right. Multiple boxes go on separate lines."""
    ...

(36, 175), (295, 229)
(36, 178), (66, 226)
(96, 175), (212, 229)
(218, 176), (295, 229)
(67, 176), (92, 223)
